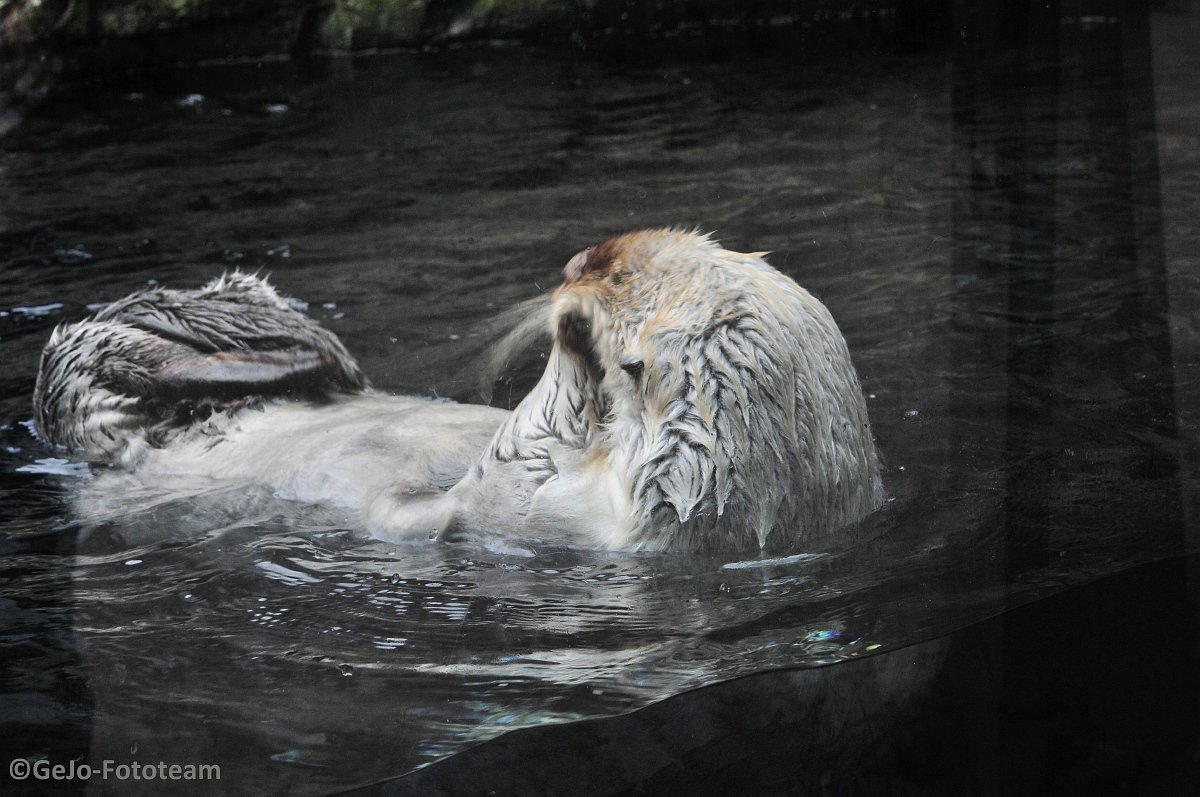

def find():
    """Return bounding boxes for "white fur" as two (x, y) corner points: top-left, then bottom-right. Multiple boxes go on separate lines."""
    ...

(439, 229), (883, 551)
(80, 394), (507, 533)
(38, 231), (881, 553)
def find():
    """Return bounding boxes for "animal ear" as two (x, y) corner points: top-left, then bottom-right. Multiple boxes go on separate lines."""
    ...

(619, 356), (644, 379)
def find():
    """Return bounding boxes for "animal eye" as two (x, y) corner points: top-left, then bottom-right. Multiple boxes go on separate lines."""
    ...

(619, 356), (644, 379)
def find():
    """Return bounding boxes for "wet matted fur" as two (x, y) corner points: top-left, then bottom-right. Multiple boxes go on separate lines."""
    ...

(34, 230), (882, 552)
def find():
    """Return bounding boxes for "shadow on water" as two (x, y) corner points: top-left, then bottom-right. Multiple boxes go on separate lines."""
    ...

(2, 2), (1200, 794)
(374, 557), (1199, 796)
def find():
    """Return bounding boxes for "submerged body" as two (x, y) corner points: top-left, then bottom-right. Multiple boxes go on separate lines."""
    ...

(34, 230), (883, 551)
(111, 395), (507, 533)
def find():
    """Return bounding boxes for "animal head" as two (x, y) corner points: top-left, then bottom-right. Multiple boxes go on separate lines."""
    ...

(448, 229), (882, 552)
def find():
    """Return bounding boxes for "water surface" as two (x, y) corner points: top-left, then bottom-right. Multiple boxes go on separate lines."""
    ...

(1, 23), (1198, 794)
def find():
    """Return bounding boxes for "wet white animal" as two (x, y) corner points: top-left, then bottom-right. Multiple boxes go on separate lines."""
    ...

(34, 229), (882, 552)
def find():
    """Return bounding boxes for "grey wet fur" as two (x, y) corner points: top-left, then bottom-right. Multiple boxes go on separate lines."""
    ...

(33, 231), (883, 552)
(439, 229), (884, 551)
(33, 273), (366, 458)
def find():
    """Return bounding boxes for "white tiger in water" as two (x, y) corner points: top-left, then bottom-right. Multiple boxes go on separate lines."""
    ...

(34, 229), (882, 552)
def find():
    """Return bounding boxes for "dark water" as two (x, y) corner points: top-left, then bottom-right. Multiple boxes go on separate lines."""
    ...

(3, 9), (1200, 795)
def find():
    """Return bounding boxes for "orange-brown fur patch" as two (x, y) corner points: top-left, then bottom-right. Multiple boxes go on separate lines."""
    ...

(561, 237), (624, 286)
